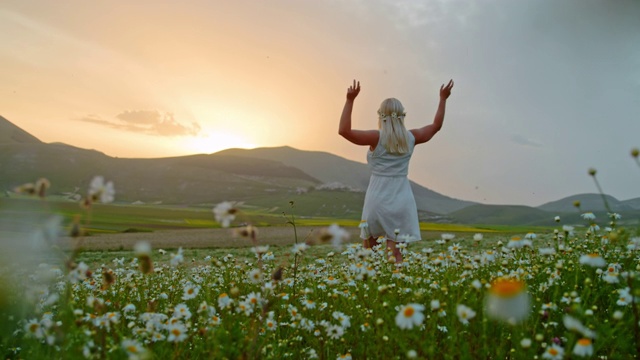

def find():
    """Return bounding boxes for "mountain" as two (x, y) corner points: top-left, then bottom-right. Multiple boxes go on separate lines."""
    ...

(537, 193), (638, 213)
(0, 116), (471, 217)
(218, 147), (474, 214)
(449, 204), (552, 226)
(0, 115), (42, 144)
(2, 116), (636, 224)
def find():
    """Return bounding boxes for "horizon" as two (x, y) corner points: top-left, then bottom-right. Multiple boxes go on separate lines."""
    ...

(1, 1), (639, 206)
(3, 114), (637, 208)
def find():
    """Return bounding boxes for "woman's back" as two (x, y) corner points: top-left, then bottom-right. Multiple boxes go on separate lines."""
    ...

(367, 131), (415, 177)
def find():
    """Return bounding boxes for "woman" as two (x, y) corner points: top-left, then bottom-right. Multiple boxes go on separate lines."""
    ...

(338, 79), (454, 263)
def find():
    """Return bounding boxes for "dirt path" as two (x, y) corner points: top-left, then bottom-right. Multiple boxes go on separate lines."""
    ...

(58, 226), (363, 251)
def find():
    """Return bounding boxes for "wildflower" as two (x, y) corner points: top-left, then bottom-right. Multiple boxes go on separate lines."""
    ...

(448, 243), (462, 254)
(212, 201), (237, 227)
(218, 293), (232, 309)
(182, 283), (199, 300)
(613, 310), (624, 320)
(235, 224), (258, 239)
(301, 318), (315, 331)
(579, 254), (606, 267)
(554, 216), (561, 222)
(430, 300), (440, 311)
(326, 324), (344, 339)
(581, 212), (596, 221)
(507, 237), (524, 248)
(485, 278), (530, 324)
(121, 339), (148, 360)
(170, 248), (184, 267)
(520, 338), (532, 348)
(572, 338), (594, 357)
(248, 268), (263, 284)
(441, 233), (455, 241)
(302, 298), (316, 310)
(338, 352), (352, 360)
(24, 319), (45, 339)
(292, 243), (309, 255)
(395, 303), (425, 330)
(237, 299), (254, 316)
(602, 266), (620, 284)
(173, 303), (192, 320)
(397, 234), (417, 243)
(251, 245), (269, 258)
(617, 287), (632, 306)
(473, 233), (483, 241)
(266, 317), (278, 331)
(563, 315), (596, 339)
(539, 248), (556, 256)
(288, 305), (301, 320)
(542, 344), (564, 360)
(407, 350), (418, 358)
(318, 224), (350, 248)
(308, 349), (319, 359)
(524, 232), (536, 240)
(88, 176), (115, 203)
(456, 304), (476, 325)
(134, 242), (153, 274)
(166, 322), (188, 342)
(483, 250), (496, 262)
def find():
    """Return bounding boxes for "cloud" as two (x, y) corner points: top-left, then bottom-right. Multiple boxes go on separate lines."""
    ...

(511, 134), (543, 148)
(79, 111), (201, 136)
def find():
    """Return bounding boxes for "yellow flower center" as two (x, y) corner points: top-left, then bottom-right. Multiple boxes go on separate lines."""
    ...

(490, 278), (525, 298)
(172, 329), (181, 336)
(588, 253), (600, 258)
(127, 346), (138, 353)
(549, 348), (558, 355)
(404, 307), (415, 317)
(29, 323), (39, 333)
(577, 338), (592, 346)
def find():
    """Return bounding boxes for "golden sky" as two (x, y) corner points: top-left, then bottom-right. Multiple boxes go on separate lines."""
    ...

(1, 0), (639, 205)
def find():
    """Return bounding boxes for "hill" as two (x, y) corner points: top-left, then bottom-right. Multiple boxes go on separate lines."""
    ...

(0, 116), (472, 217)
(448, 204), (553, 226)
(218, 147), (475, 214)
(2, 116), (636, 225)
(0, 115), (42, 144)
(537, 193), (638, 213)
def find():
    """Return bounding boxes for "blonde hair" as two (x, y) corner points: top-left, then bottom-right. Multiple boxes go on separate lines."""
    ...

(377, 98), (409, 154)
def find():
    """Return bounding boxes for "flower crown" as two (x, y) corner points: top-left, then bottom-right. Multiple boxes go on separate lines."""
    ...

(378, 110), (406, 122)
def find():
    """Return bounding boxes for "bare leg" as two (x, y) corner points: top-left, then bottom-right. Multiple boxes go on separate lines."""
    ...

(386, 240), (403, 264)
(363, 237), (377, 249)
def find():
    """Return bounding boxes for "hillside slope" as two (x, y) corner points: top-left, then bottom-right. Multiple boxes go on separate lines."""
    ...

(217, 147), (475, 214)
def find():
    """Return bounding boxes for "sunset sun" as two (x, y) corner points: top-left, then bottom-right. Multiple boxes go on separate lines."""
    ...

(183, 131), (256, 155)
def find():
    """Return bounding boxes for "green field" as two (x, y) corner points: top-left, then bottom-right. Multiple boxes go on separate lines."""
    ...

(1, 201), (639, 359)
(0, 197), (550, 237)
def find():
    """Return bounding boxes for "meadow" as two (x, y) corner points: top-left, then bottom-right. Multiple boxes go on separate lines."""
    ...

(1, 164), (639, 359)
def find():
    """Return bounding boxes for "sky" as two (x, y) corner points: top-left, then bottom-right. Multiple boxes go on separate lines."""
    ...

(1, 0), (639, 207)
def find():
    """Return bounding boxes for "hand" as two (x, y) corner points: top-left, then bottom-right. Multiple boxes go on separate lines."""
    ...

(440, 79), (454, 100)
(346, 80), (361, 100)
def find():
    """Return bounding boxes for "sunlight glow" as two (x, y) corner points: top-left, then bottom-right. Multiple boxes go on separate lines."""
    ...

(183, 132), (256, 154)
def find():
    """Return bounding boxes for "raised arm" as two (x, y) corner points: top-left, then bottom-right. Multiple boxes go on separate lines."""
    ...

(411, 79), (454, 145)
(338, 80), (379, 147)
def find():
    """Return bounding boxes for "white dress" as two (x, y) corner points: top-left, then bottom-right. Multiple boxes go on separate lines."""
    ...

(360, 131), (421, 242)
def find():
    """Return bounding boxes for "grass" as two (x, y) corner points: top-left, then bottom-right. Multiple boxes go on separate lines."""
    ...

(2, 170), (638, 359)
(1, 197), (545, 236)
